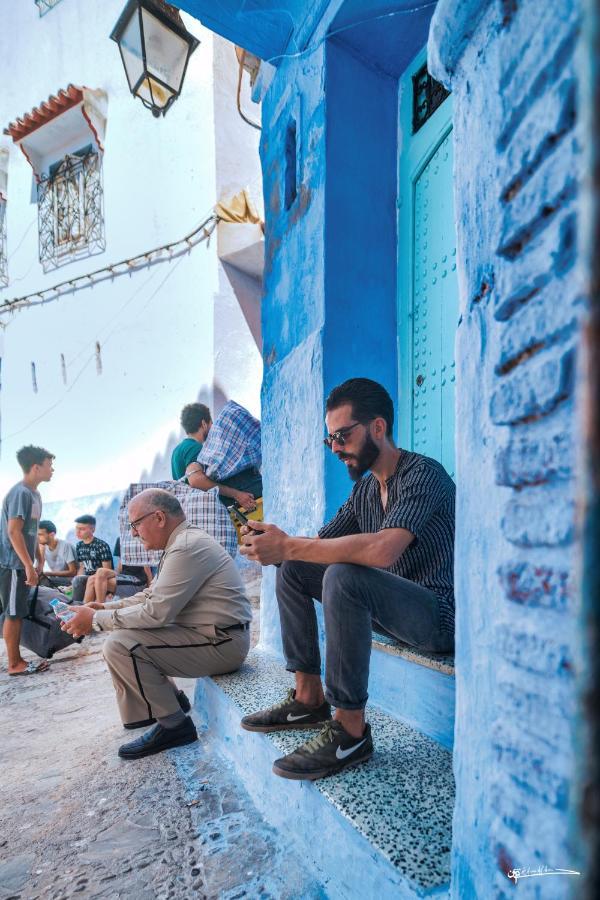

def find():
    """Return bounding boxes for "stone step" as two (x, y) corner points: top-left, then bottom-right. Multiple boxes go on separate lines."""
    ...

(372, 632), (455, 675)
(194, 649), (455, 899)
(370, 633), (455, 749)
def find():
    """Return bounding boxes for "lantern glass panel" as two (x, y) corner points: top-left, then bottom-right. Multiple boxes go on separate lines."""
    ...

(120, 8), (145, 92)
(141, 6), (189, 92)
(138, 76), (175, 110)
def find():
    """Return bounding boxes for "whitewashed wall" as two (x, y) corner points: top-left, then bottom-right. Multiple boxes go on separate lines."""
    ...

(0, 0), (262, 514)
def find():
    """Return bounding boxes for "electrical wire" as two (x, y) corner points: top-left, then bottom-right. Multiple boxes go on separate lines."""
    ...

(0, 211), (219, 316)
(264, 2), (437, 67)
(2, 253), (187, 441)
(236, 48), (261, 131)
(66, 265), (159, 369)
(7, 219), (36, 261)
(7, 258), (37, 285)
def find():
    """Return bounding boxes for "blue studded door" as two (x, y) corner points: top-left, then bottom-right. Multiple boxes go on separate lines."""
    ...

(398, 49), (458, 478)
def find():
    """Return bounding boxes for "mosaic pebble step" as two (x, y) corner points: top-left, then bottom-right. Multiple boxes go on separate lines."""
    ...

(372, 631), (455, 676)
(196, 649), (454, 898)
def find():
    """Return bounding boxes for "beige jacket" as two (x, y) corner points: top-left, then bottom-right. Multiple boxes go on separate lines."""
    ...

(94, 522), (250, 633)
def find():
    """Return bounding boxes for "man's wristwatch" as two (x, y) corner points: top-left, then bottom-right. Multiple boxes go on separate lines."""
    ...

(91, 611), (103, 633)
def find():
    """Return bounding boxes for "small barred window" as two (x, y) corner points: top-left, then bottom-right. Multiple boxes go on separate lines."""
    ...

(412, 65), (450, 134)
(37, 147), (106, 271)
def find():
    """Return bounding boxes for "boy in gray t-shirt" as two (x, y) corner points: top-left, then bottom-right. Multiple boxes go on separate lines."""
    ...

(0, 445), (54, 676)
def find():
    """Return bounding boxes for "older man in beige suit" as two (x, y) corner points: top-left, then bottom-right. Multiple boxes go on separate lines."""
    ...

(62, 488), (251, 760)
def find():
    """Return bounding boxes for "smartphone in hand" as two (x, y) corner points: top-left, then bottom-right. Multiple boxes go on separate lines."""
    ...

(231, 505), (281, 567)
(231, 504), (260, 532)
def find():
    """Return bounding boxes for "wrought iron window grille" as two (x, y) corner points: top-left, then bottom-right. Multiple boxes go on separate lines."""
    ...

(35, 0), (65, 16)
(37, 147), (106, 272)
(0, 199), (7, 288)
(412, 65), (450, 134)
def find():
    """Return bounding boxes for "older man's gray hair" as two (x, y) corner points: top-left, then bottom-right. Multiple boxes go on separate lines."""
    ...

(133, 488), (184, 518)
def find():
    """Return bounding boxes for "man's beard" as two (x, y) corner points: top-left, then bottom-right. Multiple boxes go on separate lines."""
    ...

(338, 433), (380, 481)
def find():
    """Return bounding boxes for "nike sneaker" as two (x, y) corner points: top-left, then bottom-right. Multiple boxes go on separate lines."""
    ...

(272, 720), (373, 780)
(240, 689), (332, 733)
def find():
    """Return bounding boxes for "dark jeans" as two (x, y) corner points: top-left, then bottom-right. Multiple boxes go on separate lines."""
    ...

(71, 574), (89, 604)
(276, 561), (454, 710)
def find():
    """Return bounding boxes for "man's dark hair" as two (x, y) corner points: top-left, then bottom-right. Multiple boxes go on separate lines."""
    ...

(75, 514), (96, 526)
(326, 378), (394, 437)
(38, 520), (57, 534)
(180, 403), (211, 435)
(16, 445), (55, 473)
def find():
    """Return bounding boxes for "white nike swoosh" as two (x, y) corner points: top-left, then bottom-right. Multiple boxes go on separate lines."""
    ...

(286, 713), (311, 722)
(336, 738), (367, 760)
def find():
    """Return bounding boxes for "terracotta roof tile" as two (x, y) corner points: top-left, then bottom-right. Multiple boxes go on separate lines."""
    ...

(4, 85), (85, 142)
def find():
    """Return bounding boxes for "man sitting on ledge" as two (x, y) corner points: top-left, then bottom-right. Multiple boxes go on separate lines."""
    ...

(61, 488), (251, 760)
(240, 378), (455, 781)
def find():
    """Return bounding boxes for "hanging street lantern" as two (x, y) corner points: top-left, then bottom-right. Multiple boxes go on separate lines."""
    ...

(110, 0), (199, 118)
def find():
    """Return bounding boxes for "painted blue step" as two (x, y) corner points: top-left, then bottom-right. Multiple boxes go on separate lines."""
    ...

(194, 649), (454, 899)
(370, 633), (455, 749)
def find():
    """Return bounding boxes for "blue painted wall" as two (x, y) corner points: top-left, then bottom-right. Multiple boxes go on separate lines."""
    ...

(323, 39), (399, 517)
(173, 0), (589, 894)
(256, 29), (331, 656)
(429, 0), (585, 895)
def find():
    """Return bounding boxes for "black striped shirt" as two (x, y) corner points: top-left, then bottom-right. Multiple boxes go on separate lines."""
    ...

(318, 450), (455, 635)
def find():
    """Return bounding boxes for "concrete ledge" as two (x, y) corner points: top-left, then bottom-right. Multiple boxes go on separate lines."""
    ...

(372, 632), (455, 675)
(369, 641), (455, 750)
(194, 650), (454, 899)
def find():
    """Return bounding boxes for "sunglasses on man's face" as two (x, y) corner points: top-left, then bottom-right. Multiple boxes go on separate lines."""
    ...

(323, 421), (361, 449)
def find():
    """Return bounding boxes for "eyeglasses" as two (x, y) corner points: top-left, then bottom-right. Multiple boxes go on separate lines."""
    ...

(128, 510), (158, 534)
(323, 422), (361, 449)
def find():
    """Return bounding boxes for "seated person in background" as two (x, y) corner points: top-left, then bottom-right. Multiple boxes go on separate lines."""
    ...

(61, 489), (252, 760)
(70, 514), (113, 603)
(83, 537), (152, 605)
(185, 400), (262, 512)
(38, 519), (76, 582)
(171, 403), (212, 480)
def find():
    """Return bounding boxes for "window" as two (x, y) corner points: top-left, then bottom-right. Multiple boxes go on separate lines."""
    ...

(35, 0), (64, 16)
(284, 119), (297, 210)
(0, 199), (7, 288)
(412, 65), (450, 134)
(37, 146), (105, 271)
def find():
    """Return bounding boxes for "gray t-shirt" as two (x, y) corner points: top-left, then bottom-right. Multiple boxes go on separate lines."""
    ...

(0, 482), (42, 570)
(44, 539), (76, 573)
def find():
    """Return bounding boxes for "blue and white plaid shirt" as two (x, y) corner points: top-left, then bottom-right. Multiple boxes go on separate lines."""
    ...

(197, 400), (261, 481)
(119, 482), (238, 565)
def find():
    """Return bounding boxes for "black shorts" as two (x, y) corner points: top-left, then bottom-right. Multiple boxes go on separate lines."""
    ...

(0, 566), (30, 619)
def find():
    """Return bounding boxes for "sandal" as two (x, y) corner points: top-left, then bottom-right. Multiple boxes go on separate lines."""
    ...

(9, 660), (50, 676)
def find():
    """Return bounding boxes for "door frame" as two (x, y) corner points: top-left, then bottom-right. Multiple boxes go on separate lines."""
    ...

(397, 46), (454, 456)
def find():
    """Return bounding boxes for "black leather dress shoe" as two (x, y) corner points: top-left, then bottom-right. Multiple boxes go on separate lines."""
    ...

(123, 690), (192, 730)
(118, 716), (198, 759)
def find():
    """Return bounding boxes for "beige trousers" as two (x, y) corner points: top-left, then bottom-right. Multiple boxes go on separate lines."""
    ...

(102, 624), (250, 725)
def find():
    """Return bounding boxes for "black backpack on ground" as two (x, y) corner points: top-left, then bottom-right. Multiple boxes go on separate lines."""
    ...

(20, 585), (84, 659)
